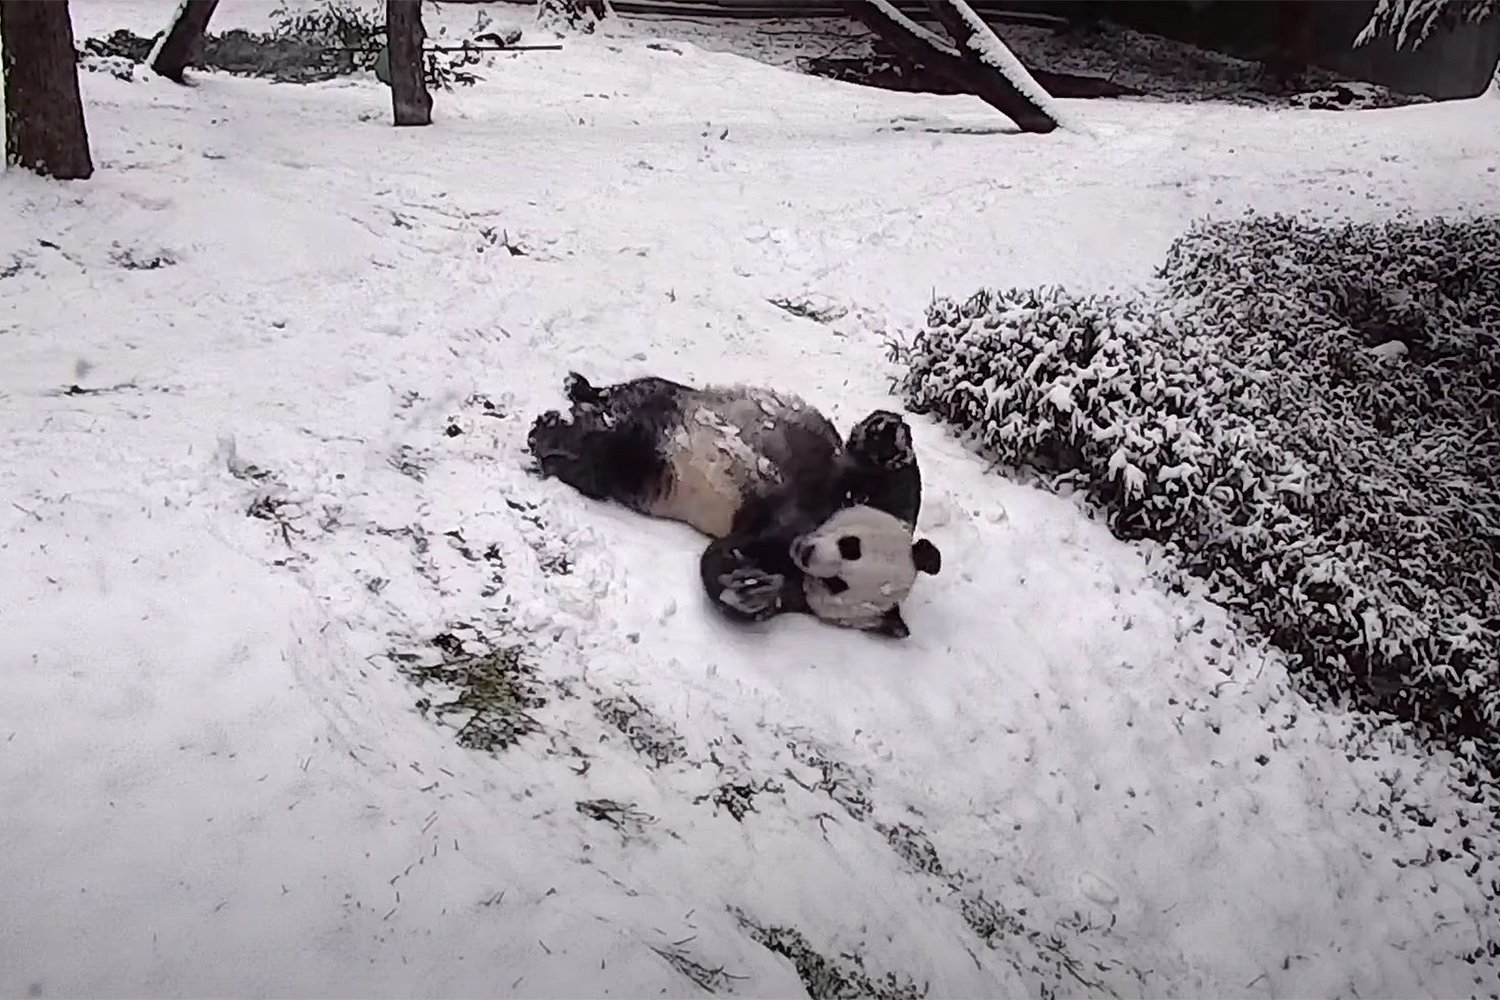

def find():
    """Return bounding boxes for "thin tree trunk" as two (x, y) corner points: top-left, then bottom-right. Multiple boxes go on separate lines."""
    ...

(923, 0), (1060, 132)
(0, 0), (93, 179)
(852, 0), (1058, 133)
(387, 0), (432, 126)
(1267, 0), (1312, 89)
(148, 0), (220, 84)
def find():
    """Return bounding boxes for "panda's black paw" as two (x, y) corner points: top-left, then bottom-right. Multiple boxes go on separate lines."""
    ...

(717, 567), (784, 619)
(848, 410), (914, 470)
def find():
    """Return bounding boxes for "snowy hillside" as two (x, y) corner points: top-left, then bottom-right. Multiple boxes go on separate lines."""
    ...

(4, 2), (1500, 997)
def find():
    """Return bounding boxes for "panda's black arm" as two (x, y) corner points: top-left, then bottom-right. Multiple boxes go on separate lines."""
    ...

(839, 411), (925, 525)
(699, 532), (808, 623)
(835, 459), (922, 526)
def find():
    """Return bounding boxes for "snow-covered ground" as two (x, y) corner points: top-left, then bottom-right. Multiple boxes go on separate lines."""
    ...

(4, 2), (1500, 997)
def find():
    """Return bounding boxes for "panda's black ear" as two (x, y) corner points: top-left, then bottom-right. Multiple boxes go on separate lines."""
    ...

(912, 538), (942, 576)
(875, 606), (910, 639)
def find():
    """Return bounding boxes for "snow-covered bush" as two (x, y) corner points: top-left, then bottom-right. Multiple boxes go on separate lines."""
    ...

(79, 2), (495, 86)
(901, 213), (1500, 760)
(269, 1), (487, 89)
(535, 0), (608, 35)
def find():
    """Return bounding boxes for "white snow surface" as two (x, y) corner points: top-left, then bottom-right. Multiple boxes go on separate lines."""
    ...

(4, 2), (1500, 997)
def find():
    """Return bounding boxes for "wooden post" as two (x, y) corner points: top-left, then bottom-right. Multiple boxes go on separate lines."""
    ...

(148, 0), (221, 84)
(387, 0), (432, 127)
(0, 0), (94, 179)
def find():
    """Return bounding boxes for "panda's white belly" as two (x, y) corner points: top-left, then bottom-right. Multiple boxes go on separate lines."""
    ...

(654, 409), (778, 538)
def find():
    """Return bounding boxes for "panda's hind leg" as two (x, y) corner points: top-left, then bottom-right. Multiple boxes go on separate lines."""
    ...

(528, 409), (666, 508)
(564, 372), (604, 407)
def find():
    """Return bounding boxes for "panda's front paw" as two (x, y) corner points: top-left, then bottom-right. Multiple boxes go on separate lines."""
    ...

(848, 410), (914, 469)
(717, 567), (784, 619)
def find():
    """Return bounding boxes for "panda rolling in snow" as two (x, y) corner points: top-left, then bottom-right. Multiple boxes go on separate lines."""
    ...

(527, 372), (941, 638)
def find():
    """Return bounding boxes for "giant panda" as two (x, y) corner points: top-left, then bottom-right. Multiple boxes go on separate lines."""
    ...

(526, 372), (942, 638)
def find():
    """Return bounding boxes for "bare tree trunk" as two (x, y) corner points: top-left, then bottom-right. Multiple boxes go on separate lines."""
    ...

(923, 0), (1060, 132)
(1266, 0), (1312, 90)
(387, 0), (432, 126)
(851, 0), (1058, 134)
(148, 0), (220, 84)
(0, 0), (93, 179)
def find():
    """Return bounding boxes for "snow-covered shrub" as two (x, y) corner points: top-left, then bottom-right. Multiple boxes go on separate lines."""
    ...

(269, 1), (486, 89)
(901, 213), (1500, 760)
(535, 0), (607, 35)
(79, 1), (493, 87)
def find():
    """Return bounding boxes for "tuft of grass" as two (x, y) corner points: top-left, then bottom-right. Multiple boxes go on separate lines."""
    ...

(575, 798), (657, 838)
(651, 944), (748, 995)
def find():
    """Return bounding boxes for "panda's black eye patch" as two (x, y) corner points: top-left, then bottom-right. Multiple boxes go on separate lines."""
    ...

(824, 577), (849, 595)
(837, 536), (862, 561)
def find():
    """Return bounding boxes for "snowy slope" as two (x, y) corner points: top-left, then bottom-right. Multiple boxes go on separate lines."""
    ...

(4, 3), (1500, 997)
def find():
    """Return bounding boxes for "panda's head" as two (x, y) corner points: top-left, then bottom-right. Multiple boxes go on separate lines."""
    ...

(790, 505), (942, 639)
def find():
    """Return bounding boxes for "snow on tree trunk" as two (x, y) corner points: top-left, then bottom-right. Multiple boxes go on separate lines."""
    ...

(387, 0), (431, 127)
(854, 0), (1060, 134)
(0, 0), (93, 179)
(147, 0), (220, 84)
(1490, 52), (1500, 94)
(924, 0), (1068, 132)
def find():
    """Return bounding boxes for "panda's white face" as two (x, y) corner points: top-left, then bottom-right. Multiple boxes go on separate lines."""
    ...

(791, 505), (940, 636)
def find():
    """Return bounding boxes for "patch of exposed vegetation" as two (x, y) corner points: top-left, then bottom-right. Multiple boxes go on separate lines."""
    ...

(767, 293), (849, 324)
(736, 914), (927, 1000)
(594, 692), (687, 767)
(652, 944), (748, 994)
(504, 497), (574, 577)
(695, 778), (785, 823)
(387, 444), (429, 482)
(397, 628), (546, 753)
(781, 732), (874, 821)
(875, 822), (1130, 997)
(575, 798), (658, 839)
(875, 822), (946, 877)
(1, 253), (31, 280)
(109, 243), (177, 270)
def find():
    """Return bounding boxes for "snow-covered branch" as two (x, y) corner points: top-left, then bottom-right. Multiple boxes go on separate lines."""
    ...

(1354, 0), (1498, 50)
(868, 0), (957, 57)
